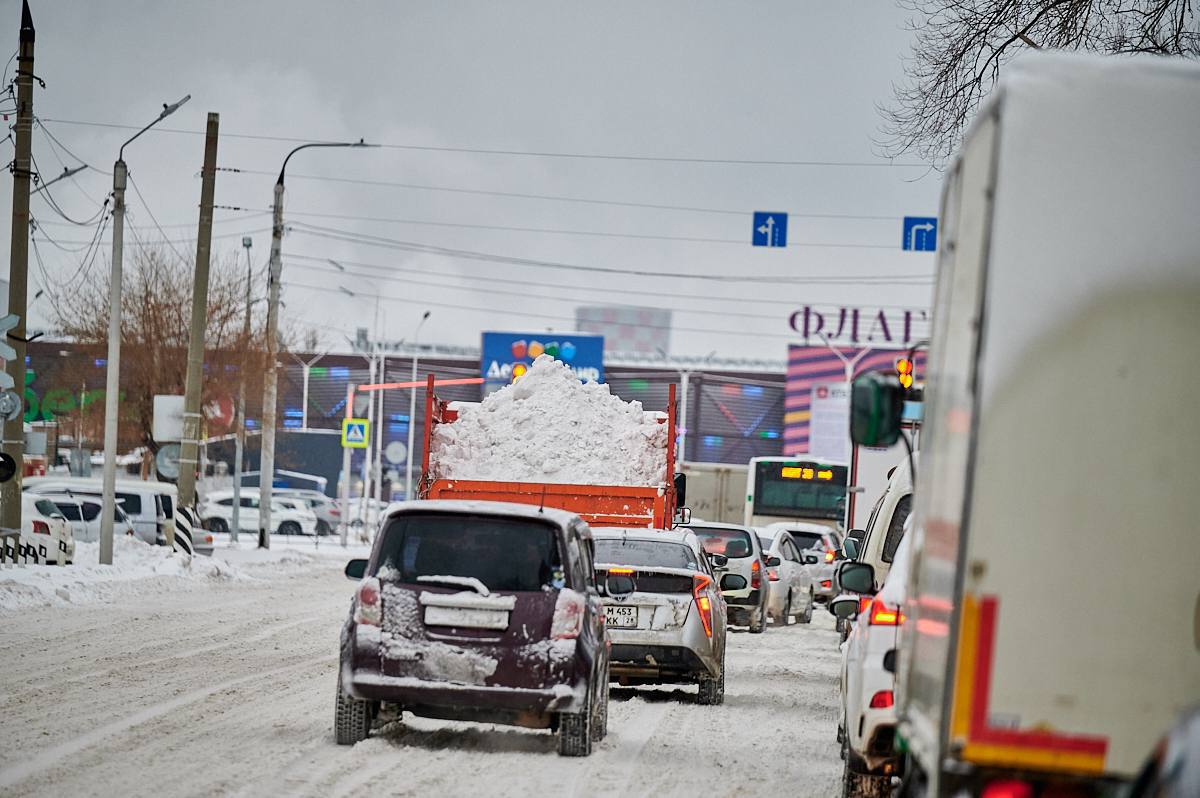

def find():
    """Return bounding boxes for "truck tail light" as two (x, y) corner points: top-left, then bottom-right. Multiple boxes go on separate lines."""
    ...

(692, 574), (714, 638)
(868, 597), (904, 626)
(32, 520), (49, 535)
(869, 690), (894, 708)
(353, 577), (382, 627)
(750, 559), (761, 590)
(552, 588), (586, 639)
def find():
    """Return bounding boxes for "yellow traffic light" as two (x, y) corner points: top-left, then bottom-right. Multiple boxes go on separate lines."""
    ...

(896, 358), (914, 389)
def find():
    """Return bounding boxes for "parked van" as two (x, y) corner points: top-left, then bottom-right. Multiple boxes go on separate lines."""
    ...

(24, 476), (176, 547)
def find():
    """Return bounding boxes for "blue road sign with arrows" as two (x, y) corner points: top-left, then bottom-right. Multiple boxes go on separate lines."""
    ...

(902, 217), (938, 252)
(752, 212), (788, 247)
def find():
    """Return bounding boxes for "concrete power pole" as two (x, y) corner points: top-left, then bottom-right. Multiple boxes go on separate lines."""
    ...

(177, 113), (220, 512)
(0, 1), (36, 534)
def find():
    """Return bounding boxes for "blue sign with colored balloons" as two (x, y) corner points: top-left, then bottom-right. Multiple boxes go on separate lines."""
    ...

(481, 331), (605, 395)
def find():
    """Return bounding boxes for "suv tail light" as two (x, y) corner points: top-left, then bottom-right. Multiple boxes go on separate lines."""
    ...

(353, 577), (382, 626)
(31, 520), (50, 535)
(750, 558), (761, 590)
(551, 588), (586, 639)
(869, 690), (894, 709)
(692, 574), (714, 638)
(868, 597), (904, 626)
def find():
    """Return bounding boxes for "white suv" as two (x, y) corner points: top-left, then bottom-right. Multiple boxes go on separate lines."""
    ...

(199, 489), (318, 536)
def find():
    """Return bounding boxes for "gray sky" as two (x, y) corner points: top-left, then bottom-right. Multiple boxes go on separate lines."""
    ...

(2, 0), (939, 358)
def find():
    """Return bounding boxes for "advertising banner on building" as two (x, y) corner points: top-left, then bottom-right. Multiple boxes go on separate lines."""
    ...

(481, 331), (604, 395)
(784, 345), (926, 456)
(808, 381), (851, 464)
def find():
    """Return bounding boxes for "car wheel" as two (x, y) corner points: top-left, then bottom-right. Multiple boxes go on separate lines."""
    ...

(316, 520), (331, 537)
(749, 604), (767, 634)
(799, 590), (814, 624)
(775, 595), (792, 627)
(557, 679), (594, 756)
(334, 673), (376, 745)
(590, 666), (609, 742)
(208, 518), (229, 536)
(279, 521), (300, 537)
(696, 644), (726, 705)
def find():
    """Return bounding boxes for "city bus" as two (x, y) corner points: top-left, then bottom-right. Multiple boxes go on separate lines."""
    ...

(743, 456), (849, 531)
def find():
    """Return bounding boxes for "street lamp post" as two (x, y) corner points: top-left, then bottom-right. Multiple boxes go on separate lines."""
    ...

(99, 94), (190, 566)
(230, 235), (252, 544)
(405, 311), (431, 501)
(258, 140), (371, 550)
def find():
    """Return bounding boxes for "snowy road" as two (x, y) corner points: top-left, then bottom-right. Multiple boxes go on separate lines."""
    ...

(0, 556), (843, 797)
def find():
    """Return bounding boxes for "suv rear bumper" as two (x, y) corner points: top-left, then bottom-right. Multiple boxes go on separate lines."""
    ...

(345, 668), (585, 714)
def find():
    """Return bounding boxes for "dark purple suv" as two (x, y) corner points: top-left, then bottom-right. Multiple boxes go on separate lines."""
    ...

(337, 501), (610, 756)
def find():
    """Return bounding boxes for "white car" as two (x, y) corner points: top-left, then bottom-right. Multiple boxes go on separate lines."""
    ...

(10, 494), (75, 564)
(834, 519), (912, 797)
(40, 493), (136, 543)
(754, 526), (817, 625)
(199, 489), (319, 536)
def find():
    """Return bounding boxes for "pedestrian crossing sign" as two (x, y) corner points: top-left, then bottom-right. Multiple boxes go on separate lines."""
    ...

(341, 418), (370, 448)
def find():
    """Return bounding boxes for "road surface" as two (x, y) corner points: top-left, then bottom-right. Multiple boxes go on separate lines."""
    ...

(0, 556), (844, 797)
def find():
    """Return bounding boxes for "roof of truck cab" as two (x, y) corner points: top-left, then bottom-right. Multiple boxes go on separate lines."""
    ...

(382, 499), (582, 529)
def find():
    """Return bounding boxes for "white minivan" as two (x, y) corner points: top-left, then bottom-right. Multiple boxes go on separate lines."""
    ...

(24, 476), (176, 547)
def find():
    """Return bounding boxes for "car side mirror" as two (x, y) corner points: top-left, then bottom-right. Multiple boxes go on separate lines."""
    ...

(837, 561), (876, 594)
(720, 573), (748, 592)
(675, 506), (692, 525)
(709, 553), (729, 570)
(765, 555), (782, 568)
(850, 371), (905, 447)
(673, 472), (687, 507)
(883, 649), (898, 674)
(829, 594), (860, 620)
(344, 559), (368, 580)
(606, 572), (636, 599)
(801, 552), (820, 565)
(842, 537), (861, 561)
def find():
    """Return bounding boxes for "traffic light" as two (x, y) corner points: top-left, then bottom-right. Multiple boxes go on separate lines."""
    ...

(896, 358), (914, 390)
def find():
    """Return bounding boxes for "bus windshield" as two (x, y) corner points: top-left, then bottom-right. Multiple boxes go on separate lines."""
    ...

(751, 461), (848, 521)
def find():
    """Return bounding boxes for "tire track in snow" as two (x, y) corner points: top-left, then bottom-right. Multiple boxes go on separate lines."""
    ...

(0, 654), (334, 792)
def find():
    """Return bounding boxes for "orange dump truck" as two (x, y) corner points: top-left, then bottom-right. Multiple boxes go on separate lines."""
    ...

(418, 375), (681, 528)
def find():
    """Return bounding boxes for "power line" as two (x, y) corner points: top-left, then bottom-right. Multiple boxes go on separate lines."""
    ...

(285, 252), (930, 312)
(288, 222), (933, 285)
(223, 167), (903, 221)
(126, 172), (191, 264)
(39, 117), (928, 168)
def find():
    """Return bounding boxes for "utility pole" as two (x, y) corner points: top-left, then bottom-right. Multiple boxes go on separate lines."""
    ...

(98, 94), (190, 566)
(0, 1), (36, 535)
(404, 311), (431, 500)
(339, 382), (353, 547)
(230, 236), (252, 544)
(177, 112), (220, 516)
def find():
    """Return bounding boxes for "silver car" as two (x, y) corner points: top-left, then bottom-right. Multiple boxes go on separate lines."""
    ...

(593, 529), (730, 705)
(683, 521), (770, 633)
(754, 527), (817, 625)
(764, 522), (843, 602)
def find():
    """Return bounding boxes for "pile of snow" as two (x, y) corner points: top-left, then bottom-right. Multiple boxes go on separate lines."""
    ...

(430, 355), (668, 486)
(0, 535), (239, 612)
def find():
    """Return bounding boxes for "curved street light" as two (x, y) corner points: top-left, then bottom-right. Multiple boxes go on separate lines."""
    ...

(99, 94), (191, 566)
(257, 139), (374, 549)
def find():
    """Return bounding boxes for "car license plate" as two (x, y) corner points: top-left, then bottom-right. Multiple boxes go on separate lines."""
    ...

(605, 605), (638, 628)
(424, 606), (509, 630)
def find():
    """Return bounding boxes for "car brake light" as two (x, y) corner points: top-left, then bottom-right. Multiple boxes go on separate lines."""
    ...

(329, 507), (340, 516)
(868, 597), (904, 626)
(869, 690), (894, 709)
(821, 580), (832, 589)
(32, 520), (49, 535)
(750, 558), (761, 590)
(692, 574), (714, 638)
(824, 549), (836, 563)
(980, 781), (1035, 798)
(551, 588), (586, 639)
(858, 595), (872, 614)
(353, 577), (382, 627)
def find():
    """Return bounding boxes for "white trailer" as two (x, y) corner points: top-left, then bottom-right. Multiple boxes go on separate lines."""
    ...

(885, 54), (1200, 795)
(679, 461), (746, 524)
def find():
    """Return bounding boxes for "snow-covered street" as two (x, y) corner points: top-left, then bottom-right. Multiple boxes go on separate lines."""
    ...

(0, 553), (843, 797)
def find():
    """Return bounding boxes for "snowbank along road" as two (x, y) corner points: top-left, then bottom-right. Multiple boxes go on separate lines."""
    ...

(0, 554), (843, 797)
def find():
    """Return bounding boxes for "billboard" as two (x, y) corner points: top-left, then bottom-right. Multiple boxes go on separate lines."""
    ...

(481, 331), (604, 395)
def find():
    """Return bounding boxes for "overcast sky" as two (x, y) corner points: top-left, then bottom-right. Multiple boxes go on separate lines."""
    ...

(1, 0), (939, 359)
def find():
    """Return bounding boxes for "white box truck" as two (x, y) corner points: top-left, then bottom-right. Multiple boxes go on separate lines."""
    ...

(842, 54), (1200, 796)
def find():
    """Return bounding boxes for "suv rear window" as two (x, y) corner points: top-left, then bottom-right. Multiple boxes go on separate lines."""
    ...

(378, 514), (560, 592)
(594, 539), (698, 570)
(690, 527), (755, 559)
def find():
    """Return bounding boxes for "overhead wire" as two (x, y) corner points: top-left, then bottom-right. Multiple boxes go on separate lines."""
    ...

(38, 117), (929, 168)
(287, 222), (933, 285)
(126, 171), (191, 264)
(29, 152), (107, 226)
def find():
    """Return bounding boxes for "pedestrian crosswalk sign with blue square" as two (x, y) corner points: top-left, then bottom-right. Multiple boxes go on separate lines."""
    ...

(341, 418), (370, 449)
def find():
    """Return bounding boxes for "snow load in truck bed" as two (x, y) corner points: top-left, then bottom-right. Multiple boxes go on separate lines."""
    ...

(430, 355), (668, 486)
